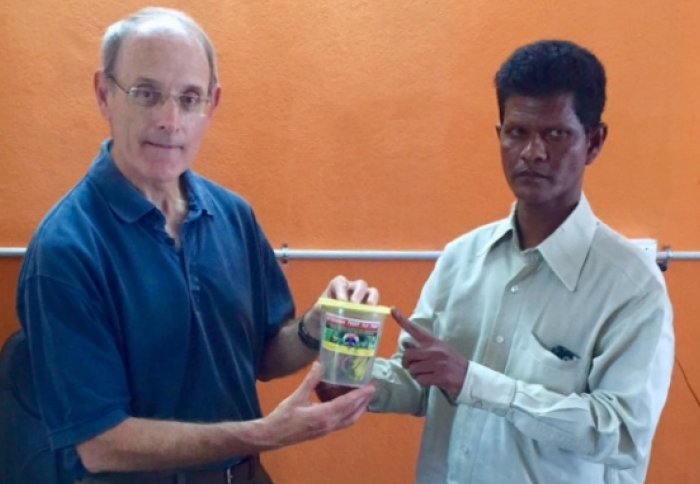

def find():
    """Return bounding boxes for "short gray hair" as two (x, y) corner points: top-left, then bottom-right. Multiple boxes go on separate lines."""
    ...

(101, 7), (218, 94)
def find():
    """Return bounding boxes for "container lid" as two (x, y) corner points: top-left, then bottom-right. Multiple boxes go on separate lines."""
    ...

(317, 297), (391, 315)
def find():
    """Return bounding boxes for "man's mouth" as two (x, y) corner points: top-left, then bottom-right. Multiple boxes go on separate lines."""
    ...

(515, 170), (548, 179)
(144, 141), (182, 150)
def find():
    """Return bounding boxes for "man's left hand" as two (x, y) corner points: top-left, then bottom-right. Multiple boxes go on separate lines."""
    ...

(322, 275), (379, 304)
(303, 276), (380, 339)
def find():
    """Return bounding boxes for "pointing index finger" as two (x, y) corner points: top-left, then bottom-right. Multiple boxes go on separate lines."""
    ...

(391, 307), (435, 345)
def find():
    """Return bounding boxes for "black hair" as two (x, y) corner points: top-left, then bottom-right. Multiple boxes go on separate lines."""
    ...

(495, 40), (606, 130)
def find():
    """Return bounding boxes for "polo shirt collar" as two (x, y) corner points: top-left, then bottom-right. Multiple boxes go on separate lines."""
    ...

(87, 139), (213, 223)
(181, 169), (215, 218)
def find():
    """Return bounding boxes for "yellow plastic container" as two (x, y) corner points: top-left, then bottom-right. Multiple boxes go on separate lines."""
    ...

(316, 297), (391, 387)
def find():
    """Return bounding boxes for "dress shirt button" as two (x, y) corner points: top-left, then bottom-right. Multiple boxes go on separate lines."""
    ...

(510, 285), (519, 293)
(495, 335), (505, 343)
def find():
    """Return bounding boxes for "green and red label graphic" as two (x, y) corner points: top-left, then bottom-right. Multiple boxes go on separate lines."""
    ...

(321, 313), (380, 357)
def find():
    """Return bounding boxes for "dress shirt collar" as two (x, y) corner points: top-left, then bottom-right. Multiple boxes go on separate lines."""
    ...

(481, 194), (598, 292)
(537, 194), (598, 291)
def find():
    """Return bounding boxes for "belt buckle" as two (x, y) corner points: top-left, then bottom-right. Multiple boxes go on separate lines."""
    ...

(226, 456), (254, 483)
(226, 466), (235, 484)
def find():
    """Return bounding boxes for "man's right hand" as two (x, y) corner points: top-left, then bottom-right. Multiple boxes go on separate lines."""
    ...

(256, 362), (375, 448)
(76, 362), (374, 473)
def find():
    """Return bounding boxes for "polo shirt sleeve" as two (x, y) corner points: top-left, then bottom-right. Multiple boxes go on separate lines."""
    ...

(249, 212), (295, 341)
(18, 246), (130, 451)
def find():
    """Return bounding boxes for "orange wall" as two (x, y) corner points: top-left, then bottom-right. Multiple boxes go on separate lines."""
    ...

(1, 1), (699, 482)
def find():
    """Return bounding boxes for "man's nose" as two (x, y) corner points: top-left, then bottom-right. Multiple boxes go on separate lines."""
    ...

(520, 135), (547, 162)
(154, 96), (183, 132)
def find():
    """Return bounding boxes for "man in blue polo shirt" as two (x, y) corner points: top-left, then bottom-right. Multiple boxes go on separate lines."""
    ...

(17, 7), (377, 483)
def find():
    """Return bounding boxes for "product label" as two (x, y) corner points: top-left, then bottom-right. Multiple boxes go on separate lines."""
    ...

(321, 313), (380, 357)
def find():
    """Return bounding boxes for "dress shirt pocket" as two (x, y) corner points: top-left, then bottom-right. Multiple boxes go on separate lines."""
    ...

(511, 332), (587, 394)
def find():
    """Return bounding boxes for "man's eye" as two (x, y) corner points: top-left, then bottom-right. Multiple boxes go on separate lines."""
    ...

(179, 94), (201, 108)
(505, 127), (526, 138)
(546, 129), (569, 141)
(131, 88), (160, 105)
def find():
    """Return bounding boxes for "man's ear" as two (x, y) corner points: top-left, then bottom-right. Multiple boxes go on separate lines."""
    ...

(585, 123), (608, 165)
(206, 84), (222, 118)
(94, 70), (111, 120)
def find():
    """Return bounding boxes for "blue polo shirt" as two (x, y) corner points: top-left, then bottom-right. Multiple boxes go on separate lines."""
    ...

(17, 140), (295, 476)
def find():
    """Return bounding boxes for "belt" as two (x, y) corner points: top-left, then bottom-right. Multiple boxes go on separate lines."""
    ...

(177, 456), (262, 484)
(80, 456), (269, 484)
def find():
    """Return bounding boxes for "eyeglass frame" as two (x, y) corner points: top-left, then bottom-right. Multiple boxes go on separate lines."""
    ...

(106, 74), (213, 117)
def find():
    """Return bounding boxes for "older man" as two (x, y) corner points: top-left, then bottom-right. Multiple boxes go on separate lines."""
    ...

(18, 7), (376, 483)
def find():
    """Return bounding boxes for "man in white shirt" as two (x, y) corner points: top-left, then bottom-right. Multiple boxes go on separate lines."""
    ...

(368, 40), (674, 483)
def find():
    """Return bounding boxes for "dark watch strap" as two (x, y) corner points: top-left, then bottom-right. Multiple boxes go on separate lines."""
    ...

(297, 316), (321, 351)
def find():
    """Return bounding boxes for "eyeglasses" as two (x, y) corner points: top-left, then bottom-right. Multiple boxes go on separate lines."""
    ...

(107, 75), (212, 116)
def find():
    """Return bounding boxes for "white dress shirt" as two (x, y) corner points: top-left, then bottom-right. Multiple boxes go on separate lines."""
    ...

(370, 195), (674, 484)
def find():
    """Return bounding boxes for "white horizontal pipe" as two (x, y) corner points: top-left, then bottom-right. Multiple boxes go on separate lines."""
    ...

(664, 251), (700, 261)
(1, 245), (699, 262)
(276, 249), (443, 261)
(0, 247), (26, 257)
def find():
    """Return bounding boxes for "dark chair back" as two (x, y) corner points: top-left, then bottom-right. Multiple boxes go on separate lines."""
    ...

(0, 330), (71, 483)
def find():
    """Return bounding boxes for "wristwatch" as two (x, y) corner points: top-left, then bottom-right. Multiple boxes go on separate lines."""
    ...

(297, 315), (321, 351)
